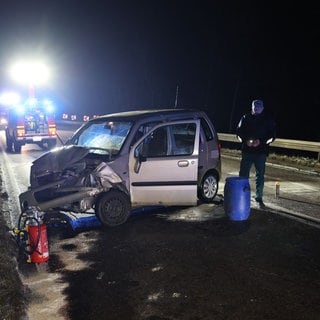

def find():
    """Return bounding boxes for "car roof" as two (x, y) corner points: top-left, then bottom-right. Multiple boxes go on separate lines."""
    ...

(90, 108), (207, 122)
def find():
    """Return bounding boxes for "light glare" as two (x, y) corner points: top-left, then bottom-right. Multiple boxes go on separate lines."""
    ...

(10, 61), (49, 85)
(0, 92), (21, 105)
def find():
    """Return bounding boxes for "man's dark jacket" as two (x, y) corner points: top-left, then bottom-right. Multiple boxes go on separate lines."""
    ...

(236, 111), (276, 155)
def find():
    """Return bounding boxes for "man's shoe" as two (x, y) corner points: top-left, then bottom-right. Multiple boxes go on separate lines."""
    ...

(258, 201), (266, 209)
(255, 198), (266, 209)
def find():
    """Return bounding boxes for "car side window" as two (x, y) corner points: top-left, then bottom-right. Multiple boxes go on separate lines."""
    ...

(130, 121), (161, 147)
(200, 118), (214, 141)
(171, 123), (196, 155)
(138, 122), (196, 158)
(141, 126), (168, 157)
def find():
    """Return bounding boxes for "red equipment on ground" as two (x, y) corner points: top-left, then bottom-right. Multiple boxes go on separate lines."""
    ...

(13, 209), (50, 264)
(27, 223), (49, 263)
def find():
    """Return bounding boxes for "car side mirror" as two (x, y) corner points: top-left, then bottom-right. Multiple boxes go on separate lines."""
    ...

(134, 147), (140, 158)
(134, 149), (147, 173)
(138, 154), (147, 162)
(134, 147), (147, 162)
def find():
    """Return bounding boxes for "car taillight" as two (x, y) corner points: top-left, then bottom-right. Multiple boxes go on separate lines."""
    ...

(218, 141), (221, 159)
(49, 124), (56, 135)
(16, 125), (25, 136)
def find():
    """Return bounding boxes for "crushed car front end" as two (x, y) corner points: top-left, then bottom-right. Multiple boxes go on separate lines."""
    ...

(19, 117), (134, 226)
(19, 145), (126, 213)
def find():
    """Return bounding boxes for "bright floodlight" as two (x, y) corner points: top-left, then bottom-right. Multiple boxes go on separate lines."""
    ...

(10, 61), (49, 85)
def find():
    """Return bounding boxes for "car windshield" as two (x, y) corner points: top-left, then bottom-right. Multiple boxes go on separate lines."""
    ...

(71, 120), (133, 155)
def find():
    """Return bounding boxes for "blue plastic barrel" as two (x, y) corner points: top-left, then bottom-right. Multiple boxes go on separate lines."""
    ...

(224, 176), (251, 221)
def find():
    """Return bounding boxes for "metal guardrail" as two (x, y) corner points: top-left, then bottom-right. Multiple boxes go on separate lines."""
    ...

(218, 133), (320, 161)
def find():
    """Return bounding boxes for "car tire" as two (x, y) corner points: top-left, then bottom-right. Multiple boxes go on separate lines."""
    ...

(6, 135), (13, 152)
(37, 142), (45, 149)
(47, 140), (57, 149)
(198, 172), (218, 203)
(95, 190), (131, 227)
(14, 141), (22, 153)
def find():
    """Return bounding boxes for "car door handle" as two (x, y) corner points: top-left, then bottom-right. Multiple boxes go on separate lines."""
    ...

(177, 160), (189, 167)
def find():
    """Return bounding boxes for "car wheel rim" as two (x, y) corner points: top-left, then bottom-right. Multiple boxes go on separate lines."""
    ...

(104, 199), (125, 220)
(203, 176), (217, 199)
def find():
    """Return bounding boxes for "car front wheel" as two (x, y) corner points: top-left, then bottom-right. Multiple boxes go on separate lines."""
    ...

(14, 141), (22, 153)
(198, 173), (218, 203)
(6, 136), (13, 152)
(47, 139), (57, 149)
(95, 190), (131, 227)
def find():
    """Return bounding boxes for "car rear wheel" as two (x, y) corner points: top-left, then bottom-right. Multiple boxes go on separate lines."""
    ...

(14, 141), (22, 153)
(95, 190), (131, 227)
(6, 136), (13, 152)
(198, 173), (218, 203)
(47, 139), (57, 149)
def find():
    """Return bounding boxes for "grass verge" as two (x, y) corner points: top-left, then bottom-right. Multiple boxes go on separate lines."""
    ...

(0, 178), (28, 319)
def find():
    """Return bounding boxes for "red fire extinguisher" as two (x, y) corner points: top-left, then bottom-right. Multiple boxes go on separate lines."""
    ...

(27, 222), (49, 263)
(14, 212), (49, 264)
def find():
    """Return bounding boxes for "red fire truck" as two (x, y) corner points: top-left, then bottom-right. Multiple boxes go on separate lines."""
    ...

(5, 99), (57, 153)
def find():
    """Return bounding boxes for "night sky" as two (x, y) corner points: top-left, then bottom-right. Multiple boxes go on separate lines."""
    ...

(0, 1), (319, 141)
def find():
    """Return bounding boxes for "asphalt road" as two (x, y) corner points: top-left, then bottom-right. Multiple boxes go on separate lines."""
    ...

(16, 165), (320, 320)
(19, 201), (320, 320)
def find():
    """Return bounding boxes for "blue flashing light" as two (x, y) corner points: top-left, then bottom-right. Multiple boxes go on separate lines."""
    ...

(43, 99), (54, 113)
(16, 104), (25, 115)
(26, 97), (38, 107)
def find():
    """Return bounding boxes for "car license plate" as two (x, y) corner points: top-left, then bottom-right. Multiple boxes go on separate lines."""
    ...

(33, 137), (42, 142)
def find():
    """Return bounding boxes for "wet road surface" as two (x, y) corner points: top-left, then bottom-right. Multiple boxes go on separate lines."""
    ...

(18, 200), (320, 320)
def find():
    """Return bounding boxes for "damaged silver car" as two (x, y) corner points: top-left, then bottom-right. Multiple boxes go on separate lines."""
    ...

(19, 109), (221, 227)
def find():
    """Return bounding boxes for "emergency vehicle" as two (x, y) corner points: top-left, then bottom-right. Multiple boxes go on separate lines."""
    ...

(5, 99), (57, 153)
(0, 109), (8, 130)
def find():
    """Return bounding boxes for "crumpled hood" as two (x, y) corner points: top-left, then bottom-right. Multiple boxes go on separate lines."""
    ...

(31, 145), (90, 175)
(19, 145), (124, 213)
(30, 145), (122, 190)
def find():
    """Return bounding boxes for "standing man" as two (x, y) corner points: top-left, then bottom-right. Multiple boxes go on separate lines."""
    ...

(236, 99), (276, 208)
